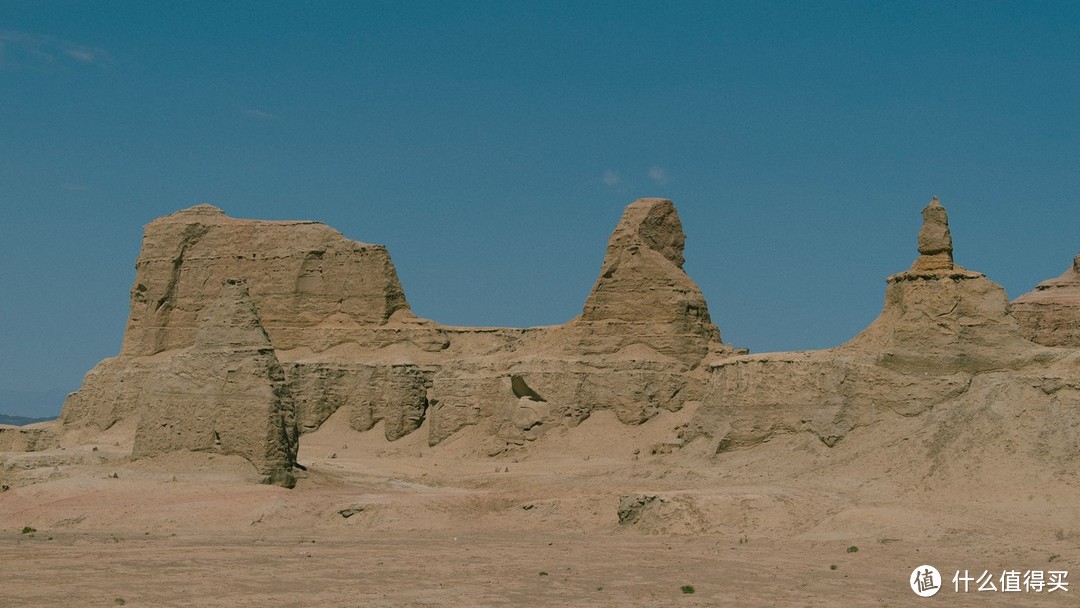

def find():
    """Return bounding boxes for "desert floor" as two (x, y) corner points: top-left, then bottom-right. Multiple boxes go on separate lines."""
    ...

(2, 409), (1077, 607)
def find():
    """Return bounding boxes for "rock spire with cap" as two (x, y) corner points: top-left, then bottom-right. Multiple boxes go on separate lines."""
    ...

(892, 197), (981, 281)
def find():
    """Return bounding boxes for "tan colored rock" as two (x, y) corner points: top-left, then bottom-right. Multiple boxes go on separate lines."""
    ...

(912, 197), (954, 271)
(121, 204), (413, 356)
(52, 195), (1080, 481)
(573, 198), (722, 364)
(62, 199), (732, 471)
(425, 199), (728, 445)
(0, 426), (55, 452)
(688, 198), (1079, 453)
(427, 357), (701, 446)
(131, 279), (298, 487)
(288, 362), (431, 440)
(1013, 254), (1080, 347)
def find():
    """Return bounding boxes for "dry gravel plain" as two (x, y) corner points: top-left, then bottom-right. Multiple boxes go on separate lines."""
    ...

(2, 409), (1078, 607)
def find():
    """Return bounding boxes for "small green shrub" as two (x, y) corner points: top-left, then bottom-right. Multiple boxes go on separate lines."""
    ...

(538, 571), (548, 576)
(681, 585), (695, 594)
(20, 526), (36, 534)
(830, 564), (838, 570)
(846, 545), (859, 553)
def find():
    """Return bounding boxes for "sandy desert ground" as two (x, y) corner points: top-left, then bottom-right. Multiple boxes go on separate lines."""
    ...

(3, 403), (1077, 607)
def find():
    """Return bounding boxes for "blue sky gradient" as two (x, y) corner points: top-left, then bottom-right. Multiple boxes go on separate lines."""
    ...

(1, 1), (1077, 416)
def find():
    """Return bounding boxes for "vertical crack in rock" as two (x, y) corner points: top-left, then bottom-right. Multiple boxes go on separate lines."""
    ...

(132, 278), (298, 487)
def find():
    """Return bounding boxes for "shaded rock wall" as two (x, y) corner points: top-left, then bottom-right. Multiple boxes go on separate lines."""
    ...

(131, 279), (298, 487)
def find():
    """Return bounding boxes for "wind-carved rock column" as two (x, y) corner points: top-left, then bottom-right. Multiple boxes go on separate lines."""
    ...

(849, 197), (1025, 369)
(574, 198), (723, 363)
(913, 197), (954, 272)
(426, 198), (735, 446)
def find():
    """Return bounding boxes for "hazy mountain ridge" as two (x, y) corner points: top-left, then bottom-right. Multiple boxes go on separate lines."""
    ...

(0, 413), (56, 426)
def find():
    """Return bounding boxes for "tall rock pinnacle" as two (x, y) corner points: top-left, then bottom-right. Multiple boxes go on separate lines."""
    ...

(576, 198), (722, 362)
(913, 197), (954, 271)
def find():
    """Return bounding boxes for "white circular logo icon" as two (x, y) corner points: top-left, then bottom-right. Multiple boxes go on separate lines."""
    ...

(910, 565), (942, 597)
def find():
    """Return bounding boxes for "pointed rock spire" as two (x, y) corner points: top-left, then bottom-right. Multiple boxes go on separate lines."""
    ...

(576, 198), (722, 361)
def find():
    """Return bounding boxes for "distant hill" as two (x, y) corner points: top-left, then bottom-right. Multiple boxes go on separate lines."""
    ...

(0, 388), (67, 421)
(0, 413), (56, 426)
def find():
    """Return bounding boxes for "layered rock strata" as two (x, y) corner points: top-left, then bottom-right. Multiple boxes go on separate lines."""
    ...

(425, 199), (733, 446)
(131, 279), (298, 487)
(1013, 254), (1080, 347)
(60, 199), (732, 474)
(687, 199), (1080, 454)
(121, 204), (416, 356)
(57, 195), (1079, 479)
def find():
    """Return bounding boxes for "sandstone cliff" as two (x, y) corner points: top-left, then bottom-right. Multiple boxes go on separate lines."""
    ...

(59, 199), (732, 478)
(131, 278), (298, 487)
(54, 197), (1080, 484)
(121, 204), (414, 356)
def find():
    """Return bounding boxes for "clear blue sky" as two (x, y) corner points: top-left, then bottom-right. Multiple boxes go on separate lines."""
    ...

(1, 1), (1077, 417)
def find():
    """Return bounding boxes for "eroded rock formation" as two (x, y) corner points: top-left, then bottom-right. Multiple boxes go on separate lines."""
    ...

(687, 198), (1080, 455)
(60, 198), (732, 476)
(56, 196), (1080, 481)
(913, 197), (954, 272)
(1013, 254), (1080, 347)
(131, 279), (298, 487)
(121, 204), (414, 356)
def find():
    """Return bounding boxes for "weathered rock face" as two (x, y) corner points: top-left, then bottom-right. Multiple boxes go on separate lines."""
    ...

(688, 198), (1079, 453)
(426, 356), (703, 447)
(0, 426), (54, 452)
(60, 198), (731, 471)
(1013, 254), (1080, 347)
(132, 279), (298, 487)
(121, 204), (411, 356)
(573, 198), (721, 364)
(423, 198), (727, 445)
(839, 198), (1031, 372)
(287, 362), (431, 439)
(913, 197), (954, 271)
(57, 196), (1076, 476)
